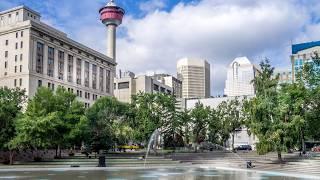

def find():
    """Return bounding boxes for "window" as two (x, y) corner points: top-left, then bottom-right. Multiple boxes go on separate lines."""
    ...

(20, 41), (23, 48)
(80, 91), (82, 97)
(84, 62), (89, 87)
(15, 43), (18, 49)
(47, 47), (54, 77)
(21, 31), (23, 37)
(16, 12), (19, 16)
(5, 40), (8, 46)
(76, 59), (82, 84)
(118, 82), (129, 89)
(19, 78), (22, 86)
(20, 54), (22, 61)
(14, 79), (17, 87)
(15, 55), (17, 62)
(99, 67), (104, 92)
(160, 87), (166, 93)
(106, 70), (110, 93)
(68, 55), (73, 82)
(4, 61), (7, 68)
(88, 93), (90, 100)
(38, 80), (42, 87)
(16, 32), (18, 38)
(5, 51), (8, 58)
(92, 64), (97, 89)
(48, 82), (51, 88)
(20, 65), (22, 72)
(9, 14), (11, 18)
(14, 66), (17, 73)
(58, 51), (64, 80)
(153, 84), (159, 91)
(36, 42), (44, 74)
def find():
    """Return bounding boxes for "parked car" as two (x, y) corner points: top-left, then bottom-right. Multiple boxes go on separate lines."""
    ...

(235, 145), (252, 151)
(311, 145), (320, 152)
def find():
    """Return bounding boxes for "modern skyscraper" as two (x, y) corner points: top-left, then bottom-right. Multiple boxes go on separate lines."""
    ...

(177, 58), (210, 99)
(291, 41), (320, 81)
(224, 57), (259, 97)
(99, 0), (125, 60)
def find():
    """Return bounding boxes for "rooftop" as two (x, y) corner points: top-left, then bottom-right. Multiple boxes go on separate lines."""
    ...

(0, 5), (41, 17)
(292, 41), (320, 54)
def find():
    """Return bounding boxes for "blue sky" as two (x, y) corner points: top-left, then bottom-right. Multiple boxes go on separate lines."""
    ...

(1, 0), (320, 95)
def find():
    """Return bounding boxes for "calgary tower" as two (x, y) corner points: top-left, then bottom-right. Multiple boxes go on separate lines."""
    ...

(99, 0), (125, 60)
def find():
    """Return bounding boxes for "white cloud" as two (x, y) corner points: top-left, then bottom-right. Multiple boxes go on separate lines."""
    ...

(10, 0), (320, 95)
(139, 0), (166, 13)
(116, 0), (311, 95)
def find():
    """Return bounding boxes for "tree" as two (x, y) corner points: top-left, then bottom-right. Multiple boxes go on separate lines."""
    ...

(207, 108), (221, 145)
(217, 98), (243, 150)
(190, 102), (211, 148)
(86, 96), (129, 152)
(130, 92), (178, 145)
(9, 87), (86, 160)
(246, 59), (289, 162)
(0, 87), (26, 164)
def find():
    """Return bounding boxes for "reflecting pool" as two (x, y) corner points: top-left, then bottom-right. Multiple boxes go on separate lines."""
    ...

(0, 167), (316, 180)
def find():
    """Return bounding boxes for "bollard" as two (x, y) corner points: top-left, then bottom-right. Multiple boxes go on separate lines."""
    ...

(98, 155), (106, 167)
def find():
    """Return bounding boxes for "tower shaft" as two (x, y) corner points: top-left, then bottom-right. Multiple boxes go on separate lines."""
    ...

(107, 24), (116, 60)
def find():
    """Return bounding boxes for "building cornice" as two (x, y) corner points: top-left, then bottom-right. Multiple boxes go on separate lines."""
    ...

(29, 20), (117, 66)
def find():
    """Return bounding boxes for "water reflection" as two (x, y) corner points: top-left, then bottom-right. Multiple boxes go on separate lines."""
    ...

(0, 168), (308, 180)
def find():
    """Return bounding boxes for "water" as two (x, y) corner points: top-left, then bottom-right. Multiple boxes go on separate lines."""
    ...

(0, 167), (313, 179)
(144, 129), (161, 167)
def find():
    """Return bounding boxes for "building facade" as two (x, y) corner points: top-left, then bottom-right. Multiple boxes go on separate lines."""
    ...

(224, 57), (258, 97)
(291, 41), (320, 81)
(177, 58), (210, 99)
(153, 74), (182, 98)
(186, 96), (258, 149)
(114, 71), (173, 103)
(0, 6), (116, 107)
(274, 69), (293, 84)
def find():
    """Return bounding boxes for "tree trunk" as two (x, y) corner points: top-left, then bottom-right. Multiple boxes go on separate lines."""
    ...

(232, 132), (235, 151)
(9, 150), (14, 165)
(58, 145), (61, 157)
(301, 131), (306, 154)
(277, 150), (283, 163)
(55, 146), (58, 157)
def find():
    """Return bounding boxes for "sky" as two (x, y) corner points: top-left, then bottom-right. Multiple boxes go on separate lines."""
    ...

(1, 0), (320, 95)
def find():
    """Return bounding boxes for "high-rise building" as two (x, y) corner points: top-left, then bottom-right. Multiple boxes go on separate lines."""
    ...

(177, 58), (210, 99)
(153, 74), (182, 98)
(224, 57), (259, 97)
(0, 3), (123, 107)
(291, 41), (320, 81)
(114, 71), (173, 103)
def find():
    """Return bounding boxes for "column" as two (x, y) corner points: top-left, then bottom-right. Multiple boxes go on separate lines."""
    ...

(43, 44), (48, 76)
(89, 63), (92, 89)
(97, 65), (100, 91)
(31, 40), (37, 72)
(54, 48), (59, 79)
(64, 52), (68, 82)
(81, 59), (85, 86)
(73, 55), (77, 84)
